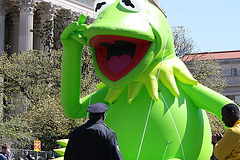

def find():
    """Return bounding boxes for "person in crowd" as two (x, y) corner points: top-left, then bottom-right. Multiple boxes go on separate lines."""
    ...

(18, 157), (24, 160)
(46, 156), (55, 160)
(0, 144), (11, 160)
(37, 157), (44, 160)
(212, 103), (240, 160)
(64, 103), (123, 160)
(25, 154), (33, 160)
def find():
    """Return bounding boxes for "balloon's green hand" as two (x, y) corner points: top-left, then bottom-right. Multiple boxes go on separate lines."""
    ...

(103, 57), (198, 104)
(158, 57), (198, 97)
(60, 14), (88, 45)
(122, 57), (198, 103)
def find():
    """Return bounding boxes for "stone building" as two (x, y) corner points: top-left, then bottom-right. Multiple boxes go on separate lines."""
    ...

(182, 50), (240, 104)
(0, 0), (95, 54)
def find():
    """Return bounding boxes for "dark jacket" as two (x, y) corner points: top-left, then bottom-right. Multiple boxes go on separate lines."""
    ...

(64, 118), (123, 160)
(0, 152), (7, 160)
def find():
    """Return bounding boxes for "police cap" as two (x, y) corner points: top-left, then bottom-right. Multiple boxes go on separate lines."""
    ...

(87, 103), (108, 113)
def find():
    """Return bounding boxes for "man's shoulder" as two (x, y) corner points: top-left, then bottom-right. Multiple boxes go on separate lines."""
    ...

(97, 121), (115, 134)
(0, 153), (7, 160)
(226, 126), (240, 137)
(72, 119), (115, 135)
(71, 124), (88, 135)
(104, 125), (115, 134)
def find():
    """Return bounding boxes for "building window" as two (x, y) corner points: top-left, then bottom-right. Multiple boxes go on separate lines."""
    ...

(231, 68), (237, 76)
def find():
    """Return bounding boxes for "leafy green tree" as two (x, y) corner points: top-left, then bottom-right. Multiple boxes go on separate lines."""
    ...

(0, 113), (32, 149)
(0, 51), (72, 150)
(0, 46), (100, 150)
(25, 97), (84, 150)
(1, 50), (61, 104)
(0, 50), (62, 149)
(0, 12), (98, 150)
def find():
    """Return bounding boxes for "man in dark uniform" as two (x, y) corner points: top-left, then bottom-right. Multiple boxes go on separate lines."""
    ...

(64, 103), (123, 160)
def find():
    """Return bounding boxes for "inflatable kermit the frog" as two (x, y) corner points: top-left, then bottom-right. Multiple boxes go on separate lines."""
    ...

(60, 0), (233, 159)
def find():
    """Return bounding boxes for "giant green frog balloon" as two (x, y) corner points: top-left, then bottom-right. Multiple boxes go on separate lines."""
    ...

(60, 0), (233, 159)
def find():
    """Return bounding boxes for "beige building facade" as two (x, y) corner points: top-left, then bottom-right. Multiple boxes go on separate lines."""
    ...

(182, 50), (240, 104)
(218, 52), (240, 103)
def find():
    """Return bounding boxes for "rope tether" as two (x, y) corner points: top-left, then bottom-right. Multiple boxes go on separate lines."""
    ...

(160, 92), (185, 160)
(137, 31), (169, 160)
(162, 140), (169, 160)
(86, 71), (96, 121)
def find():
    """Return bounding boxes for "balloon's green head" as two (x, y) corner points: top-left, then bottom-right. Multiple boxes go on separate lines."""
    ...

(84, 0), (176, 89)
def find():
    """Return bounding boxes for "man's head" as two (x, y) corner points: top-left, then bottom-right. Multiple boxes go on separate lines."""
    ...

(221, 103), (240, 127)
(87, 103), (108, 121)
(1, 144), (10, 154)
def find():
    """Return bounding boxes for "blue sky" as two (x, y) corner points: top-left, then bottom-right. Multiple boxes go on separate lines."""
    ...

(158, 0), (240, 52)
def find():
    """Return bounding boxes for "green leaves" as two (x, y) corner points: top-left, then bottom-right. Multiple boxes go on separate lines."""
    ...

(24, 97), (83, 151)
(0, 13), (98, 150)
(0, 114), (31, 149)
(0, 44), (101, 150)
(0, 50), (62, 104)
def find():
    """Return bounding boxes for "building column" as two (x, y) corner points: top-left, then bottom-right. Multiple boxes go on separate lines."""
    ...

(12, 12), (20, 54)
(33, 23), (42, 51)
(34, 3), (56, 51)
(0, 1), (5, 55)
(41, 6), (56, 51)
(18, 0), (35, 52)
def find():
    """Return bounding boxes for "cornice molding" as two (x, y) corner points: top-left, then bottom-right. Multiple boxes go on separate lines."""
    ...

(16, 0), (37, 13)
(42, 0), (94, 18)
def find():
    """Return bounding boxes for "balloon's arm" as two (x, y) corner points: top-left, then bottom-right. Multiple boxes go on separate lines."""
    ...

(61, 14), (108, 119)
(179, 82), (234, 118)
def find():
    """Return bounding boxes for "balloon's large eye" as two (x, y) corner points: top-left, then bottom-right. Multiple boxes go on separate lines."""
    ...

(94, 0), (115, 16)
(120, 0), (145, 12)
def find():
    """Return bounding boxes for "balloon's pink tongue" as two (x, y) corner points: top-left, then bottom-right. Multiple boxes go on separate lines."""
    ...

(107, 55), (131, 73)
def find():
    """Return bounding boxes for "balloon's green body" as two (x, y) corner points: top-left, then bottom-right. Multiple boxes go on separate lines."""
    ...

(61, 0), (232, 159)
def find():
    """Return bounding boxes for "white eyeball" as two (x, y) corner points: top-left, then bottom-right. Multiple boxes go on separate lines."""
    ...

(94, 0), (115, 17)
(120, 0), (145, 12)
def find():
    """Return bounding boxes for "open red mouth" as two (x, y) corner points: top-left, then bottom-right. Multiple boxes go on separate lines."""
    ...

(90, 35), (151, 81)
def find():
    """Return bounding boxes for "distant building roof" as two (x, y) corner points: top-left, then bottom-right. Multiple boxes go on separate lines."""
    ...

(181, 50), (240, 61)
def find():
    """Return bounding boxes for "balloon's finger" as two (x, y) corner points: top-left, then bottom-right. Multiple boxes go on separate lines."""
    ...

(69, 33), (87, 45)
(175, 69), (198, 85)
(61, 22), (78, 40)
(78, 14), (87, 24)
(76, 24), (88, 31)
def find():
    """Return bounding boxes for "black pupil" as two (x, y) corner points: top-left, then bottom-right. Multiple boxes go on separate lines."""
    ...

(122, 0), (135, 8)
(95, 2), (107, 12)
